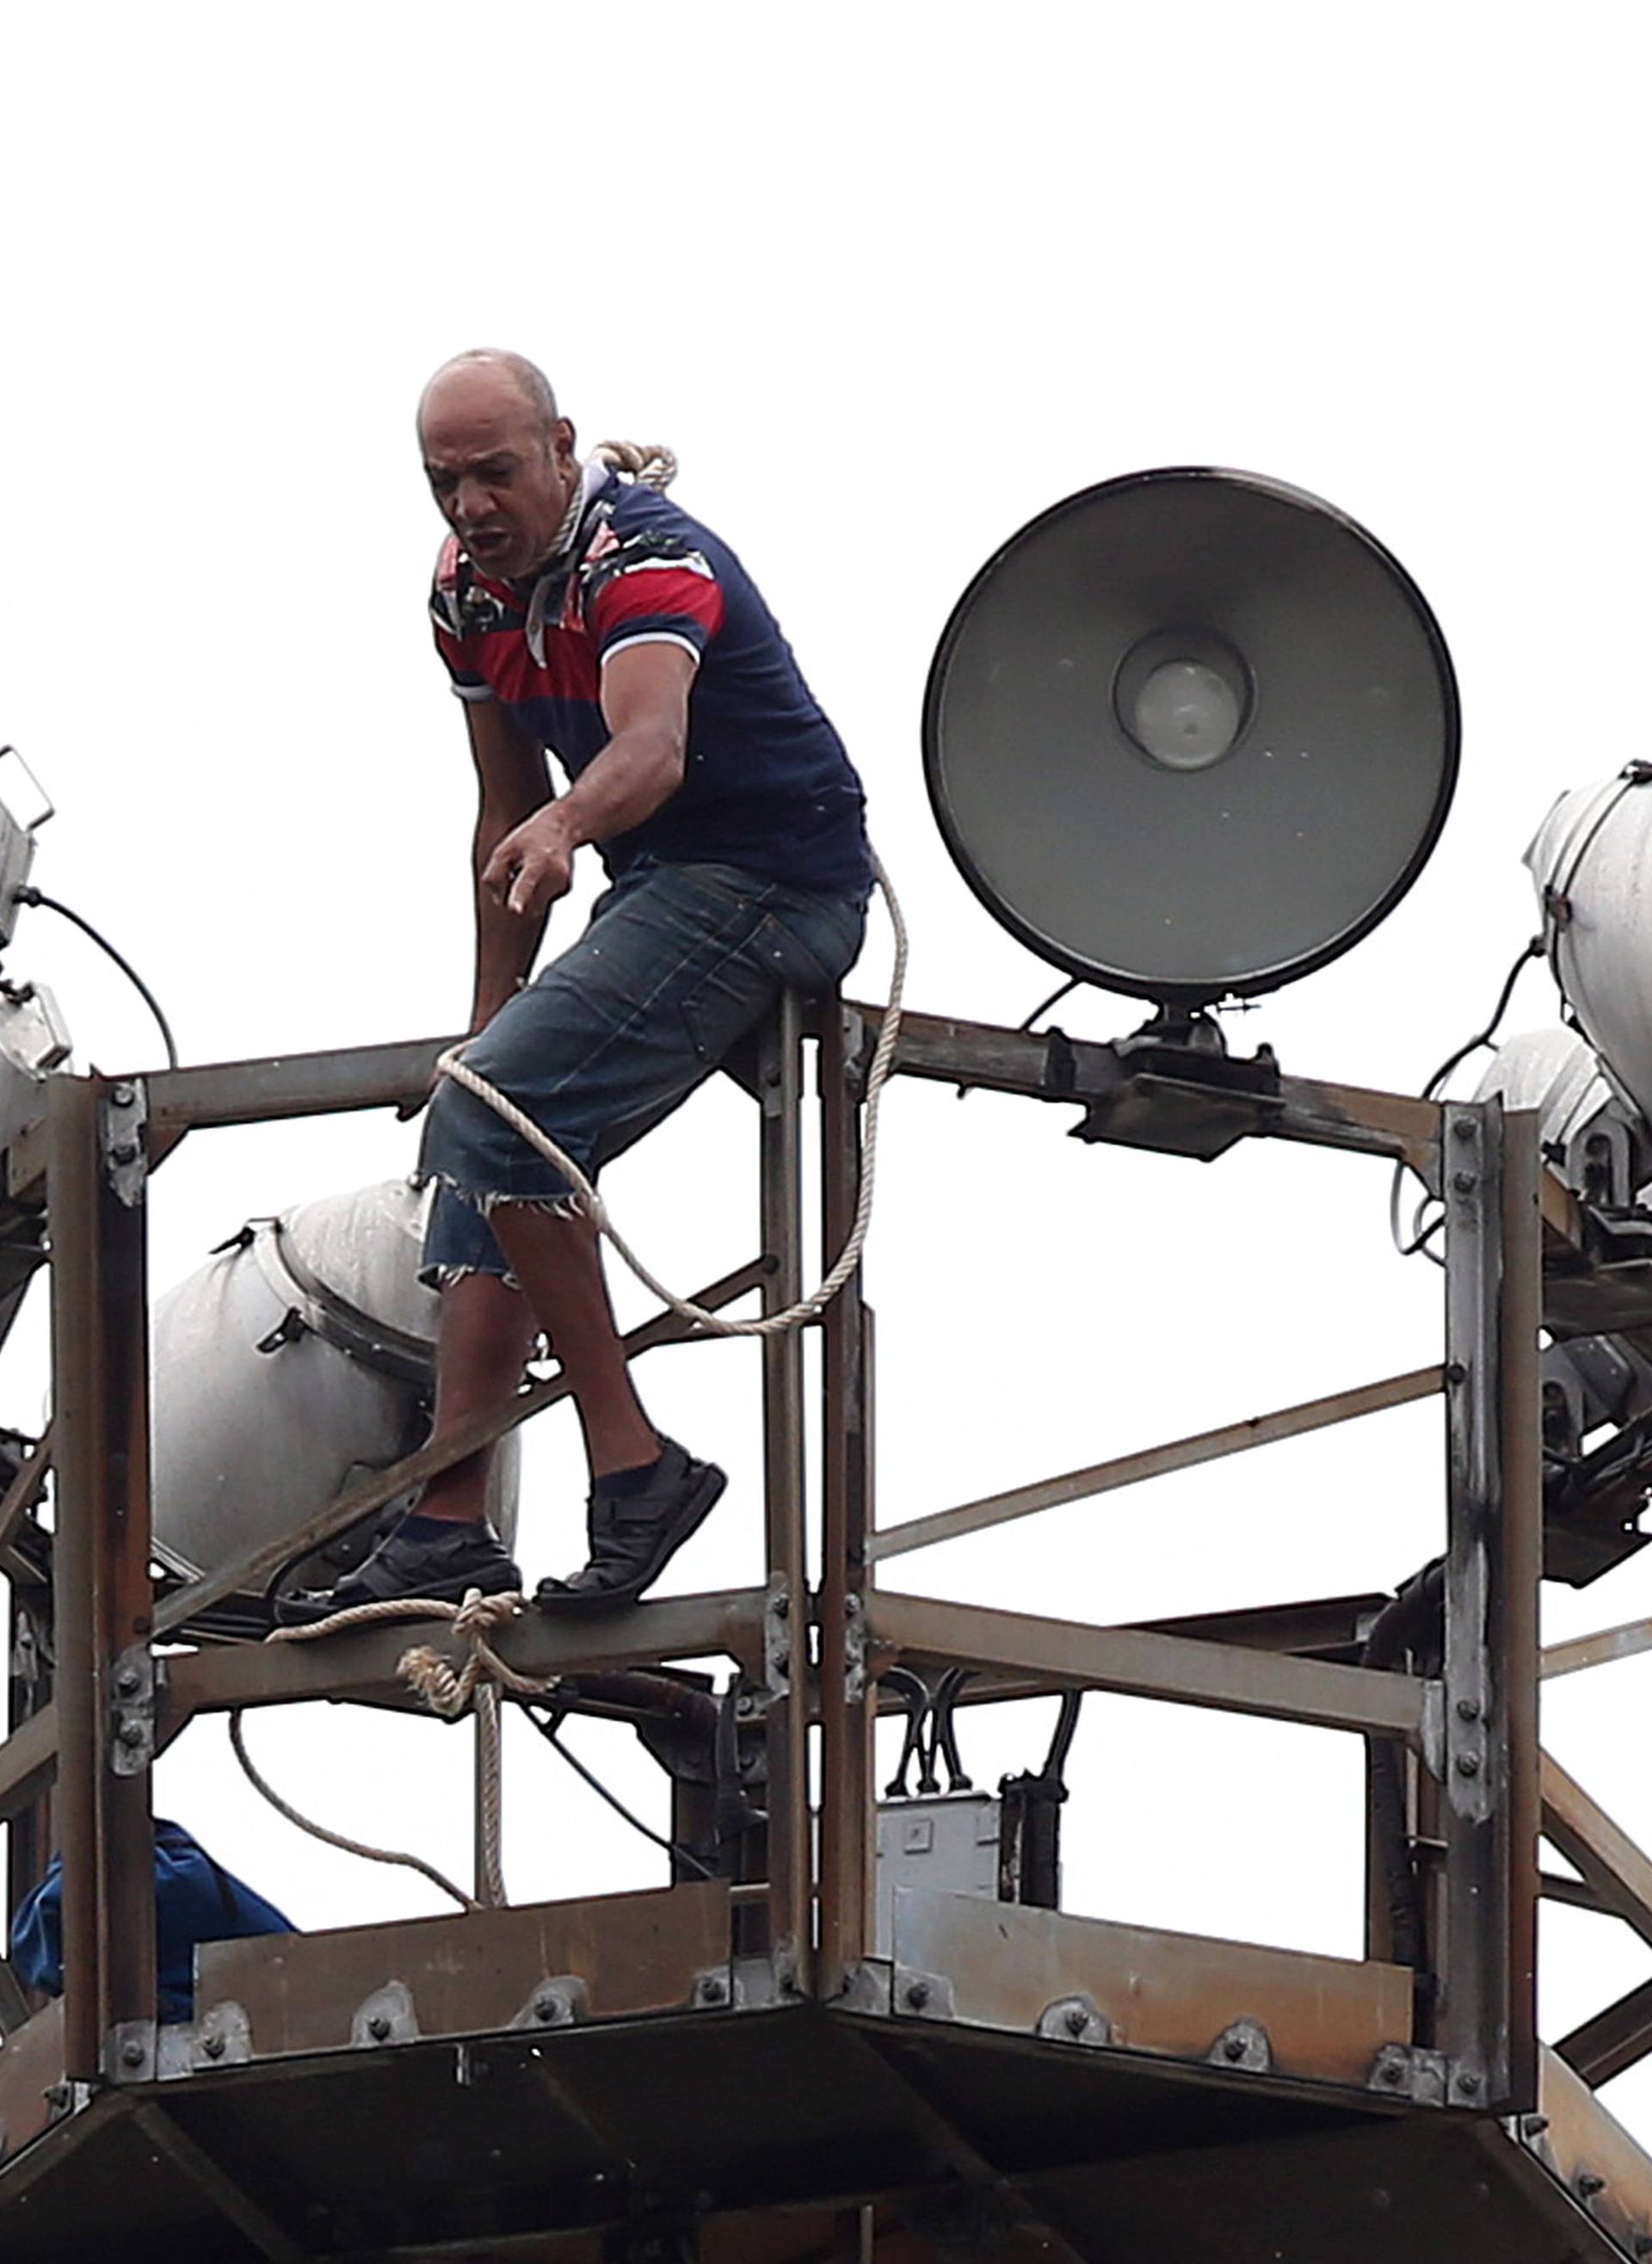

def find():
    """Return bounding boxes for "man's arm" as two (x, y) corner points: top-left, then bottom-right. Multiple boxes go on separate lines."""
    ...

(466, 700), (553, 1029)
(482, 644), (696, 919)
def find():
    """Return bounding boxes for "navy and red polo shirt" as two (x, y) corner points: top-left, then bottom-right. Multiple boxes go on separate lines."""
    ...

(429, 467), (872, 899)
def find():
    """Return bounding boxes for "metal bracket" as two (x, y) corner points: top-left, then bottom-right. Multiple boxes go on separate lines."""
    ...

(109, 1642), (154, 1776)
(108, 2016), (157, 2082)
(156, 2025), (199, 2081)
(353, 1979), (420, 2046)
(835, 1959), (893, 2015)
(892, 1965), (957, 2020)
(1208, 2016), (1272, 2072)
(764, 1573), (792, 1698)
(100, 1079), (147, 1206)
(192, 2000), (252, 2068)
(41, 2077), (95, 2123)
(843, 1590), (867, 1703)
(509, 1974), (589, 2031)
(689, 1962), (737, 2010)
(1036, 1992), (1113, 2047)
(1419, 1679), (1446, 1782)
(770, 1939), (806, 2002)
(1368, 2042), (1450, 2104)
(726, 1954), (784, 2010)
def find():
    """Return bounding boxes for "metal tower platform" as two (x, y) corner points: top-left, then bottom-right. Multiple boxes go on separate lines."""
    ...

(5, 996), (1652, 2262)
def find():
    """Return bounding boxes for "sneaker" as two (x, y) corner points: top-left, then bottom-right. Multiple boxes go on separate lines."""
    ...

(276, 1520), (520, 1626)
(534, 1440), (726, 1612)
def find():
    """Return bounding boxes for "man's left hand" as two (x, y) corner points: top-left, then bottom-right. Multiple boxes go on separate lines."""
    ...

(483, 808), (578, 918)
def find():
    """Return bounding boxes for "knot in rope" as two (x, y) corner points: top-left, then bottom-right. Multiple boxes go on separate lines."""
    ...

(396, 1585), (552, 1719)
(244, 1584), (561, 1911)
(592, 438), (678, 490)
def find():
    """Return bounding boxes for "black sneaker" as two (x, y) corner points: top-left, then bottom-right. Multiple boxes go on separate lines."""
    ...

(276, 1520), (520, 1626)
(534, 1440), (726, 1612)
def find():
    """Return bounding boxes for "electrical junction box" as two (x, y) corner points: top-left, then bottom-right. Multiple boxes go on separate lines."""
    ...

(873, 1791), (1002, 1956)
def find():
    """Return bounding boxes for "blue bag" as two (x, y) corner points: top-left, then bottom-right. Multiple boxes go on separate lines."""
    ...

(9, 1818), (294, 2022)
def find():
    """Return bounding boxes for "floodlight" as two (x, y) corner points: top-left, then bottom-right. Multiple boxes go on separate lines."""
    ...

(923, 469), (1461, 1006)
(1527, 765), (1652, 1132)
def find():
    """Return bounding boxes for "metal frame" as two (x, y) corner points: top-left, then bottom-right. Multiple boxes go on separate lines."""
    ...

(10, 984), (1652, 2259)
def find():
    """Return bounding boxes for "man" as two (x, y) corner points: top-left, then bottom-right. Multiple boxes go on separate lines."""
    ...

(297, 350), (871, 1617)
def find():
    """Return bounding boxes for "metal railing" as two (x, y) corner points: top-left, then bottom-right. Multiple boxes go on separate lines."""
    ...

(8, 981), (1646, 2139)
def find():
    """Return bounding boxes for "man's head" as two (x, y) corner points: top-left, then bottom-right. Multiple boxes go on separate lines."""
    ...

(417, 350), (580, 580)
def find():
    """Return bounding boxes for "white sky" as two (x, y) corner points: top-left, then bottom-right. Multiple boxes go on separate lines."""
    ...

(5, 0), (1652, 2139)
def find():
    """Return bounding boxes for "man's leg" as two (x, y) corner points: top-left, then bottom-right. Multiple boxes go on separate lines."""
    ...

(487, 1204), (657, 1477)
(489, 1200), (724, 1609)
(416, 1272), (539, 1521)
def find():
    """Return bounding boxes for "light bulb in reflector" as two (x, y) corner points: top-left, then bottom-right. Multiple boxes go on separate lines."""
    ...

(1133, 660), (1242, 770)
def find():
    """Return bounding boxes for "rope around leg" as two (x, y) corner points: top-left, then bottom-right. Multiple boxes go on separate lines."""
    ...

(236, 1589), (559, 1909)
(436, 852), (906, 1340)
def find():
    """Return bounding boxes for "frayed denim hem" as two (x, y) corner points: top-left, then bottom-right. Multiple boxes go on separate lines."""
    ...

(426, 1261), (526, 1292)
(412, 1169), (590, 1224)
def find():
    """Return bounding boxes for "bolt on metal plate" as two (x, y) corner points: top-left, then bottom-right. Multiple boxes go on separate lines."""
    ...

(1208, 2017), (1272, 2072)
(351, 1980), (419, 2048)
(192, 2002), (252, 2069)
(101, 1079), (148, 1207)
(508, 1975), (589, 2033)
(1036, 1993), (1113, 2048)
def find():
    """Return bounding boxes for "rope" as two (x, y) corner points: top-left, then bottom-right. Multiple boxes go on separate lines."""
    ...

(591, 439), (678, 490)
(237, 1589), (560, 1909)
(439, 853), (906, 1339)
(229, 1708), (478, 1913)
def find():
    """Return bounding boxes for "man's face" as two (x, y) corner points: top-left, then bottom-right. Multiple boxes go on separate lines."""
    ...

(419, 368), (577, 580)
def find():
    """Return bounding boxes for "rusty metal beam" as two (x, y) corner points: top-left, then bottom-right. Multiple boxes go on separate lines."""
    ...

(759, 992), (811, 1993)
(851, 1001), (1442, 1175)
(143, 1033), (457, 1132)
(129, 2104), (308, 2263)
(817, 998), (874, 1998)
(159, 1588), (768, 1736)
(151, 1255), (769, 1638)
(47, 1073), (157, 2080)
(1543, 1617), (1652, 1680)
(1541, 1751), (1652, 1950)
(0, 1701), (59, 1819)
(1556, 1976), (1652, 2088)
(0, 1419), (51, 1570)
(870, 1365), (1442, 1562)
(1433, 1100), (1542, 2113)
(868, 1590), (1427, 1740)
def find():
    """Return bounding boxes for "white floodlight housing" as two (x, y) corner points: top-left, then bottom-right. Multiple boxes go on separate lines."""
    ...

(923, 470), (1461, 1008)
(1474, 1025), (1651, 1213)
(1527, 766), (1652, 1136)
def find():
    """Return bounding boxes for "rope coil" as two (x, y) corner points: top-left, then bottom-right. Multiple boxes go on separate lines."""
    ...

(238, 1588), (558, 1909)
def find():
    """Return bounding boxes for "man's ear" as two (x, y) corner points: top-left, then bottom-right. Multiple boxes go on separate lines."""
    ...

(553, 416), (578, 466)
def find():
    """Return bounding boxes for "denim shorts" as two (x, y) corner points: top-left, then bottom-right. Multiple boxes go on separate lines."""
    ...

(417, 860), (867, 1281)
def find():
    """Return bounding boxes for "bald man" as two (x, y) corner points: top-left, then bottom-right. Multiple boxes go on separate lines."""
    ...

(285, 353), (871, 1619)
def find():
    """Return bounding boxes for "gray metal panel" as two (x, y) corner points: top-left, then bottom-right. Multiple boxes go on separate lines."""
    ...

(891, 1891), (1413, 2088)
(874, 1797), (1002, 1956)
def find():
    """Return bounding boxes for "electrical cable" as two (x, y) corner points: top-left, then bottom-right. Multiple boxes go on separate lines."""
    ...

(522, 1704), (717, 1878)
(14, 885), (181, 1069)
(1387, 934), (1546, 1265)
(1016, 975), (1081, 1033)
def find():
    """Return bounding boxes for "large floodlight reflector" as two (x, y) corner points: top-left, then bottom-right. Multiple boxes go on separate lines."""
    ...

(923, 469), (1461, 1005)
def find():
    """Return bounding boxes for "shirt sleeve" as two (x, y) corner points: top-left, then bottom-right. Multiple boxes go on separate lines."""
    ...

(584, 544), (725, 667)
(429, 537), (496, 703)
